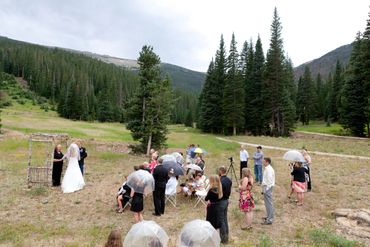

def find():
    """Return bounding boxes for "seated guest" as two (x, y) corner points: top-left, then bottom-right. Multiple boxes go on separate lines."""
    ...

(116, 179), (132, 213)
(104, 229), (123, 247)
(165, 169), (178, 196)
(195, 155), (205, 170)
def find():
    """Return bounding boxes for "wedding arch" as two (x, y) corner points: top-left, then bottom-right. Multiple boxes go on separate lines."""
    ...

(27, 133), (69, 187)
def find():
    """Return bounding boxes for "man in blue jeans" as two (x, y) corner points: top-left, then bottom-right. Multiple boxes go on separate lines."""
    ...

(218, 166), (232, 244)
(253, 146), (264, 184)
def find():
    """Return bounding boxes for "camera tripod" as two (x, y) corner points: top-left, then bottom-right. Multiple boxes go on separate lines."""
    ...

(226, 158), (239, 186)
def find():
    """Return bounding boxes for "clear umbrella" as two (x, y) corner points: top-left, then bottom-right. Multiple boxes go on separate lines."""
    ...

(162, 161), (184, 176)
(160, 154), (177, 163)
(184, 164), (203, 172)
(123, 220), (169, 247)
(126, 169), (154, 195)
(171, 152), (184, 165)
(283, 150), (306, 162)
(177, 219), (221, 247)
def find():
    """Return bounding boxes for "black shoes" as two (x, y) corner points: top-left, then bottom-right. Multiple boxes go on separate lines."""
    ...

(152, 213), (161, 216)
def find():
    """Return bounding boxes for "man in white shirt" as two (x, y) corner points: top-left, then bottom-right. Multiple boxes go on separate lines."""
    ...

(239, 145), (249, 179)
(261, 157), (275, 225)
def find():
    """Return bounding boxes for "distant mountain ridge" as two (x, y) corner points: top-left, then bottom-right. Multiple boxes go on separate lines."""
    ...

(294, 44), (353, 80)
(64, 47), (206, 92)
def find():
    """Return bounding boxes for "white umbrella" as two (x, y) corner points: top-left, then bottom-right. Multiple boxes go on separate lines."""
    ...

(177, 219), (221, 247)
(184, 164), (203, 172)
(160, 154), (177, 163)
(126, 169), (154, 195)
(123, 220), (169, 247)
(171, 152), (184, 165)
(283, 150), (306, 162)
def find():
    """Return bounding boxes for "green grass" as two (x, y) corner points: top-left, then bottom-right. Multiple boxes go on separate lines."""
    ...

(309, 228), (361, 247)
(295, 121), (349, 136)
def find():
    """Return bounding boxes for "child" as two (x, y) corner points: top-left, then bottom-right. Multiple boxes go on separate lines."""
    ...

(239, 182), (254, 230)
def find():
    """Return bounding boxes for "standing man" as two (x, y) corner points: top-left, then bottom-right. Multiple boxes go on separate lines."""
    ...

(239, 145), (249, 179)
(152, 158), (169, 216)
(218, 166), (232, 244)
(253, 146), (264, 185)
(76, 140), (87, 175)
(261, 157), (275, 225)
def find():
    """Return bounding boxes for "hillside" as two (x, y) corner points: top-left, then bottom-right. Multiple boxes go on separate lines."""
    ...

(294, 44), (353, 80)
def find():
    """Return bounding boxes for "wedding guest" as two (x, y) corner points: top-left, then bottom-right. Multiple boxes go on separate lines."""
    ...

(76, 140), (87, 175)
(291, 162), (306, 206)
(205, 175), (223, 230)
(239, 180), (254, 230)
(152, 158), (169, 216)
(302, 148), (312, 191)
(52, 144), (64, 186)
(130, 187), (145, 223)
(195, 154), (205, 170)
(104, 229), (123, 247)
(253, 146), (264, 184)
(149, 152), (159, 173)
(116, 179), (132, 213)
(261, 158), (275, 225)
(218, 166), (232, 244)
(240, 145), (249, 179)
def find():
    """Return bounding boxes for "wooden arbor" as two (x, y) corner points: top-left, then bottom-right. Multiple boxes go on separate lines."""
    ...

(27, 133), (69, 187)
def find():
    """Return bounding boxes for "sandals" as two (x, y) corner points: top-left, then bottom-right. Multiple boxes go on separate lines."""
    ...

(116, 208), (124, 213)
(241, 226), (253, 231)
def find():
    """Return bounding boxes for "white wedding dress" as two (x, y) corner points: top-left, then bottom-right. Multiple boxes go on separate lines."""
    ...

(61, 143), (85, 193)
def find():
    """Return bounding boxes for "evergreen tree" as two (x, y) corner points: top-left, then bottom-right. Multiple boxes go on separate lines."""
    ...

(362, 9), (370, 136)
(262, 8), (296, 136)
(315, 73), (326, 119)
(296, 66), (314, 125)
(125, 45), (172, 154)
(340, 34), (367, 136)
(328, 61), (343, 122)
(212, 35), (227, 133)
(223, 33), (244, 135)
(198, 60), (216, 132)
(243, 40), (254, 133)
(324, 73), (333, 123)
(184, 110), (193, 128)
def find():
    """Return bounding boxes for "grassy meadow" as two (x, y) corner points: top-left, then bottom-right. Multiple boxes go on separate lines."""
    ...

(0, 103), (369, 246)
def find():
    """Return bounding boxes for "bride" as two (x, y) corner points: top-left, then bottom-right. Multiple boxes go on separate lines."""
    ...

(61, 142), (85, 193)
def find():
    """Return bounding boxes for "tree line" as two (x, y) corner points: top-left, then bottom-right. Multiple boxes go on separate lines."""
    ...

(296, 9), (370, 137)
(0, 37), (196, 124)
(198, 8), (296, 136)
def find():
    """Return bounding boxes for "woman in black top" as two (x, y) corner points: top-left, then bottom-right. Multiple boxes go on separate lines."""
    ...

(205, 175), (223, 229)
(52, 144), (64, 186)
(291, 162), (306, 206)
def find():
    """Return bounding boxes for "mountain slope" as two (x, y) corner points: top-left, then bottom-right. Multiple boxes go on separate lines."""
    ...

(84, 52), (205, 92)
(294, 44), (353, 80)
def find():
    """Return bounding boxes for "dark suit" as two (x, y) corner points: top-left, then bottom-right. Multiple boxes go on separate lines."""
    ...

(152, 164), (169, 215)
(78, 147), (87, 175)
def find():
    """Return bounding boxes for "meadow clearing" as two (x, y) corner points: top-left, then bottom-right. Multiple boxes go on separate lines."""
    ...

(0, 102), (369, 246)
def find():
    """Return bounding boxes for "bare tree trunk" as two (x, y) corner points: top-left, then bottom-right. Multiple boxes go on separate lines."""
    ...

(146, 133), (152, 156)
(233, 125), (236, 136)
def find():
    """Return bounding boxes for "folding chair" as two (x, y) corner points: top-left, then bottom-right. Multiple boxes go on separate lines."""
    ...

(122, 195), (132, 211)
(165, 177), (178, 207)
(194, 179), (209, 208)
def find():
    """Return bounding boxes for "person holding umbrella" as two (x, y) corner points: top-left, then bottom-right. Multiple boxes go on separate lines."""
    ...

(152, 158), (169, 216)
(126, 169), (155, 222)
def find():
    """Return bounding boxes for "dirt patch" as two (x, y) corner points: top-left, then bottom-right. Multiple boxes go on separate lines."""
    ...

(1, 128), (27, 139)
(93, 141), (131, 154)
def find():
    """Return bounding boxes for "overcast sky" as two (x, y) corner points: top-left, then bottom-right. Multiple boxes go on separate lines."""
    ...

(0, 0), (369, 72)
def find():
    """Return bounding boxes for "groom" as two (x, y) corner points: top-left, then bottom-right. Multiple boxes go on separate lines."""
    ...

(76, 140), (87, 175)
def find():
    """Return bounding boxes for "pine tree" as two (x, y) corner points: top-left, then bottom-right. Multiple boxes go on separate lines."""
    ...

(262, 8), (296, 136)
(125, 45), (172, 154)
(328, 61), (343, 122)
(244, 40), (254, 133)
(315, 73), (326, 119)
(184, 110), (193, 128)
(212, 35), (227, 133)
(325, 73), (333, 123)
(223, 33), (244, 135)
(198, 60), (216, 132)
(340, 34), (367, 136)
(296, 67), (314, 125)
(362, 9), (370, 136)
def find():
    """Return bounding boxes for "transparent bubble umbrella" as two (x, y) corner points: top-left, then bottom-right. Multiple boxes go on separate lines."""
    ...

(283, 150), (306, 162)
(171, 152), (184, 165)
(162, 161), (184, 176)
(184, 164), (203, 172)
(126, 169), (155, 195)
(123, 220), (169, 247)
(177, 219), (221, 247)
(160, 154), (177, 163)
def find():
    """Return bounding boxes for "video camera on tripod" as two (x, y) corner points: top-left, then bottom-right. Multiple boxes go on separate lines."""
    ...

(226, 156), (238, 185)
